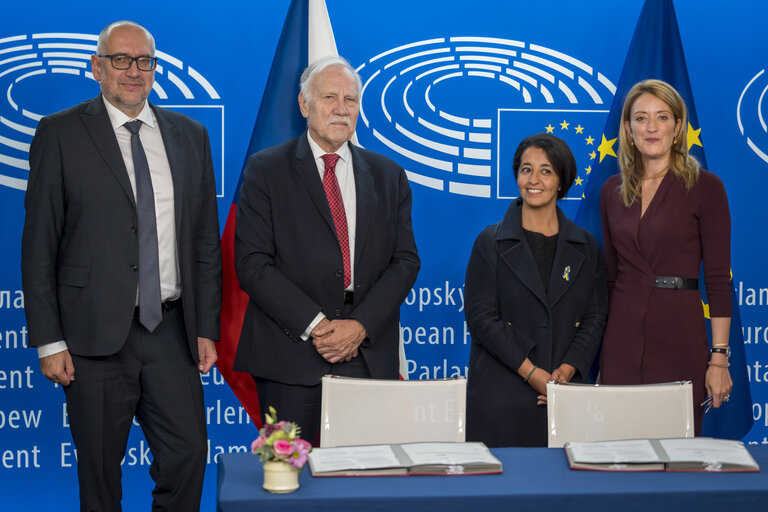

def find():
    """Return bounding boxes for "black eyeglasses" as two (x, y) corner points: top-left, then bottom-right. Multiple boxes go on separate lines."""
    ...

(97, 54), (157, 71)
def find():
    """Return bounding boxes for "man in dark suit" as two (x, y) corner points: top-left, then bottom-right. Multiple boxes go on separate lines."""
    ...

(21, 21), (221, 510)
(233, 56), (419, 444)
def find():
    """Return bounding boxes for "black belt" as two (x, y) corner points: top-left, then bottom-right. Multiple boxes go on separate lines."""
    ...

(134, 298), (182, 319)
(343, 291), (354, 304)
(654, 276), (698, 290)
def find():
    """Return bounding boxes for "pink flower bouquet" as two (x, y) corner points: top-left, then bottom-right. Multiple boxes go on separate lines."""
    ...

(251, 406), (312, 469)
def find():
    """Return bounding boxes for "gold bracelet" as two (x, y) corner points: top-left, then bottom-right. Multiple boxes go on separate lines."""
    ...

(524, 365), (538, 382)
(708, 361), (730, 368)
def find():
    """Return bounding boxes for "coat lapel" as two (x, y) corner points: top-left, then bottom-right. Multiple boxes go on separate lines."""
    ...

(497, 201), (548, 307)
(153, 105), (184, 232)
(293, 133), (337, 237)
(623, 175), (672, 277)
(350, 144), (374, 270)
(636, 170), (674, 261)
(81, 97), (136, 208)
(547, 210), (586, 307)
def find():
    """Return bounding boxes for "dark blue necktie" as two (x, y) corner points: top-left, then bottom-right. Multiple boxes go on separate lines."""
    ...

(124, 120), (162, 332)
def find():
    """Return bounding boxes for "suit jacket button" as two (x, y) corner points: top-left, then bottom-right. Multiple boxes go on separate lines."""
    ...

(334, 309), (342, 317)
(130, 226), (138, 233)
(335, 270), (343, 278)
(575, 321), (581, 328)
(130, 265), (138, 272)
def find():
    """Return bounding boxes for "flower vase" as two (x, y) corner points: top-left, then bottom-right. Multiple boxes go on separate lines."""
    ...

(262, 460), (300, 493)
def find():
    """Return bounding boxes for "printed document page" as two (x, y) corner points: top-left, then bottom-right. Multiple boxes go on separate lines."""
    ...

(308, 445), (401, 473)
(567, 439), (661, 463)
(659, 438), (756, 466)
(400, 442), (497, 466)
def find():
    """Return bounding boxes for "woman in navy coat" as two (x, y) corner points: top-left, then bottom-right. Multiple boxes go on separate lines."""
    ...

(465, 133), (608, 447)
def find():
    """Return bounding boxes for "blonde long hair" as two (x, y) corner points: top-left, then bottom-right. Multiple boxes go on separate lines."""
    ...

(617, 79), (700, 207)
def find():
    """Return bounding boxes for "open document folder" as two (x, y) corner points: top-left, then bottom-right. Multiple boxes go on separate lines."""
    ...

(308, 442), (502, 476)
(564, 438), (759, 472)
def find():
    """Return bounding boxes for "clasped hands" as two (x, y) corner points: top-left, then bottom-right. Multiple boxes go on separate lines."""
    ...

(311, 318), (367, 363)
(526, 363), (576, 406)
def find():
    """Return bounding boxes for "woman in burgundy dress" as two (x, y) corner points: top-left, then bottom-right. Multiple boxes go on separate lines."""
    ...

(599, 79), (732, 434)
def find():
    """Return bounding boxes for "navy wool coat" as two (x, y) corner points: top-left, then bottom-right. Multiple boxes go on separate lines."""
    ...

(464, 199), (607, 447)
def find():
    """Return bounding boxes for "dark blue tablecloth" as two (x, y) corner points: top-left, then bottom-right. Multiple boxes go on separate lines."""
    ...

(217, 445), (768, 512)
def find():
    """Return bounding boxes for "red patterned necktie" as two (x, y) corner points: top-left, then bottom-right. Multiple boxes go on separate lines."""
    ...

(321, 153), (351, 288)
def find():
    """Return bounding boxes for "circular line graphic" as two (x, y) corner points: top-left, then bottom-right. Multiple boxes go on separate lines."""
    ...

(0, 32), (221, 191)
(737, 68), (768, 165)
(356, 36), (615, 198)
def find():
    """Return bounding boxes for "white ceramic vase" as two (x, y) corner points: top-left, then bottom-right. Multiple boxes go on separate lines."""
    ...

(262, 460), (300, 493)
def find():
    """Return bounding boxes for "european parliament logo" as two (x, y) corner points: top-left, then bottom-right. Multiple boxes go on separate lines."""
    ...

(738, 68), (768, 166)
(0, 32), (224, 194)
(355, 36), (614, 199)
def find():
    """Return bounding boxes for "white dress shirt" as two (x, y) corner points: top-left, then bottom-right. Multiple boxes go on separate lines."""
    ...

(38, 96), (180, 358)
(302, 133), (357, 340)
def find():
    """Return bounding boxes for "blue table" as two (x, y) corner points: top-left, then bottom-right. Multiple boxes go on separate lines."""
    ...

(217, 446), (768, 511)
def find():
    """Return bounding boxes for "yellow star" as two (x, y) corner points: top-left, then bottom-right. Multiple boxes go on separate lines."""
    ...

(597, 134), (617, 162)
(560, 120), (570, 130)
(575, 125), (584, 134)
(574, 176), (584, 186)
(581, 193), (585, 198)
(687, 122), (702, 150)
(585, 165), (592, 174)
(545, 124), (555, 134)
(585, 135), (595, 145)
(589, 151), (596, 159)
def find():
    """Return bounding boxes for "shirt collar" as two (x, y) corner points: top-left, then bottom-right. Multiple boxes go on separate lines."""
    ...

(307, 132), (351, 165)
(102, 95), (155, 131)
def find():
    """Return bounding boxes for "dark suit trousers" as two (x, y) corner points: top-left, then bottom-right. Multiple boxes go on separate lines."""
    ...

(254, 355), (370, 447)
(254, 295), (371, 446)
(63, 306), (207, 512)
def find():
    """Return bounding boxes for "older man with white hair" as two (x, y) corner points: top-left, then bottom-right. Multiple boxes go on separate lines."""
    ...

(233, 56), (420, 444)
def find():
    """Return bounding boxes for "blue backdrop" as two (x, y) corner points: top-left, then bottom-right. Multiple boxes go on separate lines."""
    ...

(1, 1), (767, 509)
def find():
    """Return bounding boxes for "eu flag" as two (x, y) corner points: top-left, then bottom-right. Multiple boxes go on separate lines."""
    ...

(216, 0), (339, 427)
(574, 0), (753, 439)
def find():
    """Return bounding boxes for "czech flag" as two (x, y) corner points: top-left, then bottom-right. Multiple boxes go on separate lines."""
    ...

(216, 0), (340, 427)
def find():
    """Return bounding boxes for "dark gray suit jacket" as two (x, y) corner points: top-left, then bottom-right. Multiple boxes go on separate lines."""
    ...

(22, 96), (222, 360)
(233, 132), (419, 385)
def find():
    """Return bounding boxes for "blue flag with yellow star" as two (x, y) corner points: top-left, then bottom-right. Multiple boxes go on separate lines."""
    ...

(497, 110), (606, 202)
(575, 0), (753, 439)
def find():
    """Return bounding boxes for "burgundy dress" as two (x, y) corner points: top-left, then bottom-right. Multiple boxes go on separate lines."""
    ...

(599, 170), (731, 434)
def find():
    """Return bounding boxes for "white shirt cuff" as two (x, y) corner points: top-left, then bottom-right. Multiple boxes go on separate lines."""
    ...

(38, 341), (68, 359)
(302, 312), (326, 341)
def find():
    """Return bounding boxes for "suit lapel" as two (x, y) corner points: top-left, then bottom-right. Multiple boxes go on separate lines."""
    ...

(547, 211), (585, 307)
(350, 144), (374, 270)
(153, 105), (184, 232)
(497, 201), (548, 307)
(81, 97), (135, 207)
(293, 133), (337, 236)
(624, 193), (656, 278)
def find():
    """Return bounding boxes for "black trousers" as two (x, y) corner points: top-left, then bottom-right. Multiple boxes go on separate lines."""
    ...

(254, 353), (371, 446)
(63, 306), (207, 512)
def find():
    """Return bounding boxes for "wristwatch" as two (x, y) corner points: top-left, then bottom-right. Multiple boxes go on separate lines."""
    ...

(711, 346), (731, 358)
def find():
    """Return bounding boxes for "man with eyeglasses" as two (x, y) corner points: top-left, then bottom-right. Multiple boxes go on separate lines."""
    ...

(21, 20), (221, 511)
